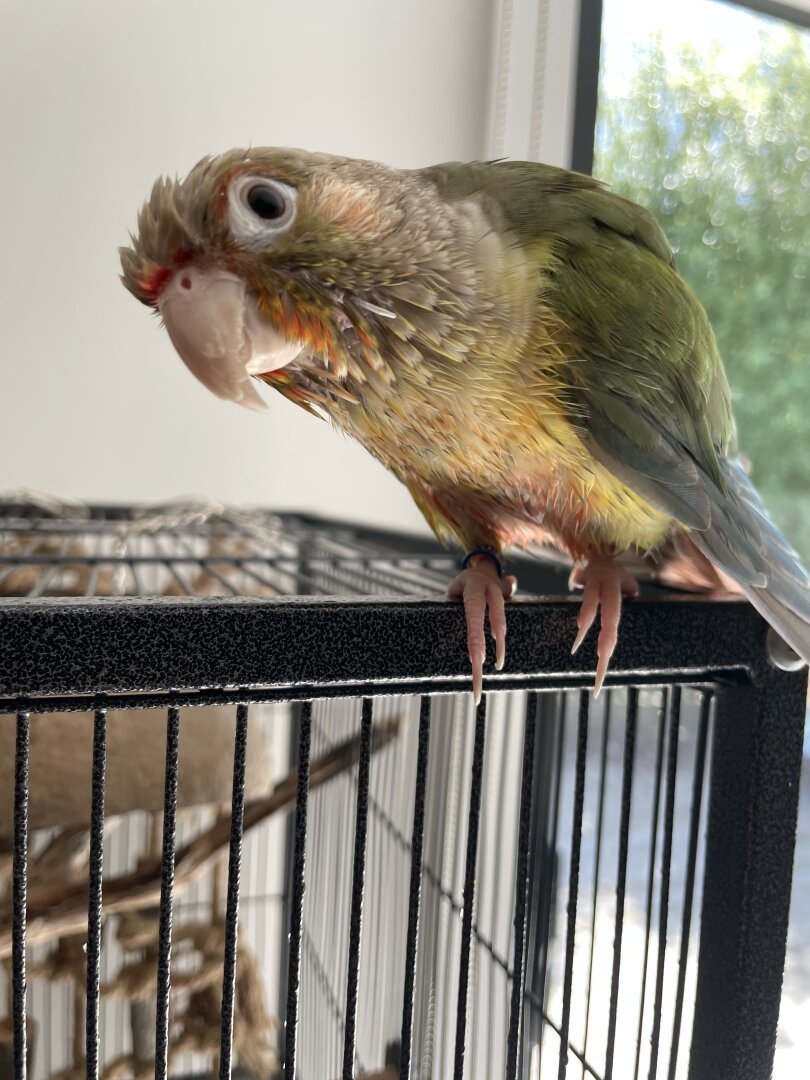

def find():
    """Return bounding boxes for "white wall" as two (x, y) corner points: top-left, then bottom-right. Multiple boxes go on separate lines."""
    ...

(0, 0), (579, 531)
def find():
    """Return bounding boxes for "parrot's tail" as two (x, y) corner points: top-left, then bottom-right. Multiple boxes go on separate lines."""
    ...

(689, 458), (810, 666)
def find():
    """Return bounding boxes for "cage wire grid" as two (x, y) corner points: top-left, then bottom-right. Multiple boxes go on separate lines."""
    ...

(0, 501), (805, 1080)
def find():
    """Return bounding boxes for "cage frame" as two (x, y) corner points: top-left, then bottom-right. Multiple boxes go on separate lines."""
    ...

(0, 507), (806, 1080)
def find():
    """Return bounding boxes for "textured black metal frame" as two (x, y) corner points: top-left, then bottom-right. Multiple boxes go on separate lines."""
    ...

(0, 591), (806, 1078)
(0, 593), (783, 703)
(689, 672), (807, 1079)
(1, 495), (807, 1080)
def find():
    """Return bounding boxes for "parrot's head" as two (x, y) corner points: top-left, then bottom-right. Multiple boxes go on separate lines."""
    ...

(121, 147), (527, 408)
(120, 148), (440, 411)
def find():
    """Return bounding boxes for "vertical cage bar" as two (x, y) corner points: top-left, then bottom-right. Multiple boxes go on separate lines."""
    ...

(557, 691), (590, 1080)
(648, 688), (681, 1079)
(85, 705), (108, 1080)
(400, 696), (432, 1080)
(605, 687), (638, 1080)
(284, 701), (313, 1080)
(276, 702), (303, 1068)
(527, 694), (567, 1064)
(633, 691), (668, 1080)
(668, 693), (711, 1080)
(342, 698), (374, 1080)
(219, 703), (250, 1080)
(505, 693), (538, 1080)
(154, 705), (181, 1080)
(453, 695), (487, 1080)
(581, 692), (614, 1077)
(688, 668), (805, 1080)
(12, 710), (30, 1080)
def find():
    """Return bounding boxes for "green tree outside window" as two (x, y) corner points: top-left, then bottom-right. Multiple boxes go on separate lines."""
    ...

(594, 2), (810, 561)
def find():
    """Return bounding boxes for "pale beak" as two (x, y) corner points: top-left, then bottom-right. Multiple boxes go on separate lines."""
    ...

(157, 267), (302, 411)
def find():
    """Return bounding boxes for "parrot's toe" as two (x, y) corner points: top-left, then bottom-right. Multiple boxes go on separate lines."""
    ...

(569, 557), (640, 696)
(447, 558), (517, 705)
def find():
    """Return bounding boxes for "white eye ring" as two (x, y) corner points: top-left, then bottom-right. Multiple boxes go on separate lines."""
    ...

(227, 175), (298, 248)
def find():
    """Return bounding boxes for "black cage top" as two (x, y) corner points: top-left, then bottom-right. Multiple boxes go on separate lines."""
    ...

(0, 498), (787, 704)
(0, 498), (806, 1080)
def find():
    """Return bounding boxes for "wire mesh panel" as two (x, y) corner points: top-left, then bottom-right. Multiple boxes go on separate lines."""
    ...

(0, 499), (805, 1080)
(0, 499), (461, 601)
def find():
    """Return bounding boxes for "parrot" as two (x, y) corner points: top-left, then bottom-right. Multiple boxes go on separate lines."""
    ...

(120, 148), (810, 701)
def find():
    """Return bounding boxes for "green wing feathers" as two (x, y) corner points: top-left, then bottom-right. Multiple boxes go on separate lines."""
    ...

(425, 159), (810, 663)
(546, 173), (809, 662)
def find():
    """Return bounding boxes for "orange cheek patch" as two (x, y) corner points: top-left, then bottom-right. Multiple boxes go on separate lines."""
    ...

(260, 296), (342, 368)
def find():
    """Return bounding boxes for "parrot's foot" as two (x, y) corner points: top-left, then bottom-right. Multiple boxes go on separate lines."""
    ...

(569, 557), (640, 696)
(447, 556), (518, 706)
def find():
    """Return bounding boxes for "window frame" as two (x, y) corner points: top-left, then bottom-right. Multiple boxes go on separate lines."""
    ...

(572, 0), (810, 175)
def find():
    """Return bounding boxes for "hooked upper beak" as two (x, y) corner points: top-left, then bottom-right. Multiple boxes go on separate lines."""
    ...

(156, 267), (302, 411)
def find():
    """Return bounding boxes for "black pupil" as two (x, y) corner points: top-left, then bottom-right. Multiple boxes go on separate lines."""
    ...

(247, 184), (286, 220)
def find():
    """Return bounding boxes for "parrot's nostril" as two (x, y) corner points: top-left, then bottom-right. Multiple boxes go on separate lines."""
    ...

(180, 276), (192, 291)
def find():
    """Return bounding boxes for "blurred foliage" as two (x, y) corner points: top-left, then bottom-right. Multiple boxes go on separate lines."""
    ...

(594, 28), (810, 559)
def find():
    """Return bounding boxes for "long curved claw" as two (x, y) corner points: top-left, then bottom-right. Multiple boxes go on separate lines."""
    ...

(447, 559), (517, 705)
(569, 558), (639, 697)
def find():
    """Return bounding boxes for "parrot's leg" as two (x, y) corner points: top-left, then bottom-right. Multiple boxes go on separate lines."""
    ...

(569, 556), (640, 696)
(447, 555), (518, 705)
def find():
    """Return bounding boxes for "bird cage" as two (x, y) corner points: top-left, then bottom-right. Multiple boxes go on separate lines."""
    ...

(0, 498), (805, 1080)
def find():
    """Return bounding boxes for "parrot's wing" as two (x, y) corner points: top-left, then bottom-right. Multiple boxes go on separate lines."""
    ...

(578, 360), (810, 665)
(423, 159), (732, 492)
(575, 336), (810, 664)
(574, 387), (713, 531)
(422, 162), (809, 661)
(420, 159), (677, 266)
(537, 182), (810, 663)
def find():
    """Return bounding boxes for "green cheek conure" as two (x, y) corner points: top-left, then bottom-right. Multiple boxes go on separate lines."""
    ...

(120, 149), (810, 700)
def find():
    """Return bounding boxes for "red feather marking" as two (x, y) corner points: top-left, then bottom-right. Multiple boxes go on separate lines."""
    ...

(138, 251), (193, 305)
(138, 265), (172, 306)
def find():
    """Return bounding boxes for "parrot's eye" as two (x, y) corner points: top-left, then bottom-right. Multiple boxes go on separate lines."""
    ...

(227, 174), (298, 248)
(246, 184), (287, 220)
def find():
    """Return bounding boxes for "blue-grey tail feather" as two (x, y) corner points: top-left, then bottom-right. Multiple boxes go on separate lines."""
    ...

(738, 584), (810, 666)
(690, 458), (810, 665)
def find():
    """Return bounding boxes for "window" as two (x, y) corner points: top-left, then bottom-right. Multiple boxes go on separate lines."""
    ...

(591, 0), (810, 563)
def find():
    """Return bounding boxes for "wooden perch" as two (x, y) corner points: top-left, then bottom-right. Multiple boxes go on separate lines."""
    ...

(0, 716), (402, 959)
